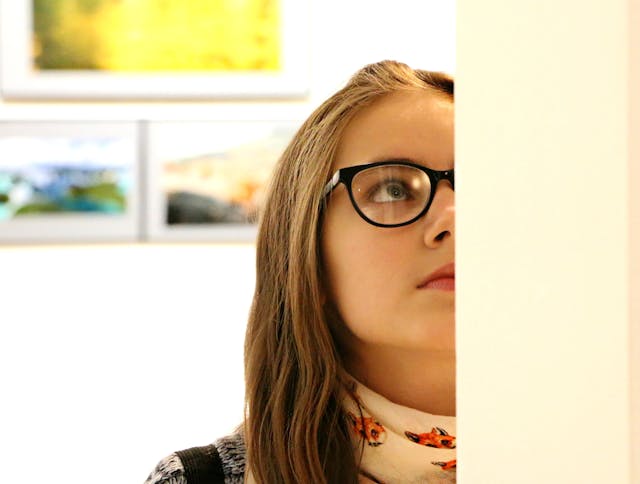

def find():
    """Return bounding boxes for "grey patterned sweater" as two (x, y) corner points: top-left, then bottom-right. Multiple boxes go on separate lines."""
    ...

(144, 433), (246, 484)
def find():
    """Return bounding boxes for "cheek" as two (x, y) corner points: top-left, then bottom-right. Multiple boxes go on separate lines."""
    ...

(323, 231), (403, 338)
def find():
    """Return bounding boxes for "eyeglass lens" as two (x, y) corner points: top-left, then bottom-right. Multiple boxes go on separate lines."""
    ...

(351, 164), (431, 225)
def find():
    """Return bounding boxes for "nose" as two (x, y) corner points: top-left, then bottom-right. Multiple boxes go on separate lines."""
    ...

(422, 181), (455, 248)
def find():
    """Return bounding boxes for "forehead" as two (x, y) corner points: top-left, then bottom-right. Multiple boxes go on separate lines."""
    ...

(334, 89), (454, 171)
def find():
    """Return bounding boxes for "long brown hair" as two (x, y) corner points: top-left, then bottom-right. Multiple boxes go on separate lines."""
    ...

(244, 60), (454, 483)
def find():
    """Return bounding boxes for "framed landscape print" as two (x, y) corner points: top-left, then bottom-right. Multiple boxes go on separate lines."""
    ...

(0, 121), (140, 243)
(145, 119), (299, 242)
(0, 0), (309, 99)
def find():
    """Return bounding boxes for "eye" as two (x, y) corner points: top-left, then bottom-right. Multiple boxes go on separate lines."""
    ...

(369, 179), (411, 203)
(371, 429), (378, 437)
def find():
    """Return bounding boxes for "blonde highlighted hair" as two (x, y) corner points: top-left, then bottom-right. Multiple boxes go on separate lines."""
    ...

(244, 60), (454, 483)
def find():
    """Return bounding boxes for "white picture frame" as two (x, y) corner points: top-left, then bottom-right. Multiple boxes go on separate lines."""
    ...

(0, 0), (309, 100)
(145, 119), (300, 242)
(0, 121), (140, 243)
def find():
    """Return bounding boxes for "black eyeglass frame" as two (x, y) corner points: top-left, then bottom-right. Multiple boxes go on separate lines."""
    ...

(322, 159), (455, 228)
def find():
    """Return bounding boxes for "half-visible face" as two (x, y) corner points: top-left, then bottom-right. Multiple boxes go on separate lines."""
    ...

(321, 89), (454, 358)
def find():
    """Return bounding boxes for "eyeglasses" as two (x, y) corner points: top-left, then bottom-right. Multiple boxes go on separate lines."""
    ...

(322, 159), (454, 228)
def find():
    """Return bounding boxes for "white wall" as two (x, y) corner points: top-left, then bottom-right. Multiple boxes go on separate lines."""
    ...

(457, 0), (636, 482)
(0, 2), (455, 483)
(0, 244), (254, 482)
(631, 0), (640, 479)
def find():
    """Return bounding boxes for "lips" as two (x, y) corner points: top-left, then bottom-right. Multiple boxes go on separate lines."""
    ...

(418, 262), (455, 290)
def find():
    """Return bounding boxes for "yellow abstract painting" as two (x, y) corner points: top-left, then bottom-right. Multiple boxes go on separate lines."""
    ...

(32, 0), (281, 71)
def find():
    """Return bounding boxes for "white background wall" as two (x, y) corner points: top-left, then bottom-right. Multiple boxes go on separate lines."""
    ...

(0, 2), (455, 483)
(457, 0), (637, 482)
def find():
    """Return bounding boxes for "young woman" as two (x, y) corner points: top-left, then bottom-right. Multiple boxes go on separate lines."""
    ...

(145, 60), (455, 484)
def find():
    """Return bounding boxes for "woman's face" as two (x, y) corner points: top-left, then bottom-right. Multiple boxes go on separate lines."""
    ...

(321, 89), (454, 356)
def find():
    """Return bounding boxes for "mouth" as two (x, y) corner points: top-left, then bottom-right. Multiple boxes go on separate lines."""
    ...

(418, 262), (455, 291)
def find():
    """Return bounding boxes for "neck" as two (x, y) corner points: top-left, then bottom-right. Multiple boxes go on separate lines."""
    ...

(345, 344), (456, 416)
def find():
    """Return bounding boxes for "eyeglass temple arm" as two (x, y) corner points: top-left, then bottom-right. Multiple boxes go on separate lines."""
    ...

(322, 170), (341, 198)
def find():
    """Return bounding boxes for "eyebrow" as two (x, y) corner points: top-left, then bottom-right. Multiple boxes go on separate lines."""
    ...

(367, 156), (454, 169)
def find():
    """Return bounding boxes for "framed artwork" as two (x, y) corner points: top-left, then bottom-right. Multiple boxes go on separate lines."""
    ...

(0, 0), (308, 100)
(0, 121), (140, 243)
(145, 119), (299, 242)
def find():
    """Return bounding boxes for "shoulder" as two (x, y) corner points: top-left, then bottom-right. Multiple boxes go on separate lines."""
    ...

(144, 433), (246, 484)
(144, 452), (186, 484)
(212, 432), (246, 481)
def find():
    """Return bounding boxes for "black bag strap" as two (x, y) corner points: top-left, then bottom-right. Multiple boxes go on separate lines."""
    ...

(176, 444), (226, 484)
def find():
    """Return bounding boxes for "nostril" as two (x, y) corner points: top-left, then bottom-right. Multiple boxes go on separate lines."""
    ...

(435, 231), (448, 241)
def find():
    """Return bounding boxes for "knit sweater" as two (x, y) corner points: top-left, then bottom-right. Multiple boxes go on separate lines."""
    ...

(144, 433), (246, 484)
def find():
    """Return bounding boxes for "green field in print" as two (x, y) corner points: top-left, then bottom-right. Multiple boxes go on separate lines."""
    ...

(32, 0), (281, 71)
(0, 136), (133, 220)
